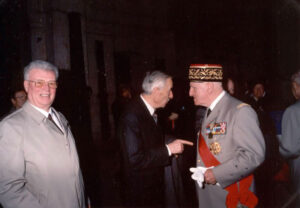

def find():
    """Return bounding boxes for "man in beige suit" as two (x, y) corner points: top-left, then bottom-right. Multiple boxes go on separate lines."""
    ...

(0, 60), (86, 208)
(189, 64), (265, 208)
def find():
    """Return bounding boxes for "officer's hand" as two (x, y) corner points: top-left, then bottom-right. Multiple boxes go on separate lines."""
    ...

(204, 169), (217, 185)
(167, 139), (193, 155)
(190, 167), (206, 188)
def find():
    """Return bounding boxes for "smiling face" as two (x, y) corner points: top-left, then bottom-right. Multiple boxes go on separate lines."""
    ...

(24, 68), (57, 112)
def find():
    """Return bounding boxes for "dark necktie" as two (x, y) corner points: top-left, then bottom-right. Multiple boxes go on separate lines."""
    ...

(48, 114), (64, 134)
(153, 113), (158, 124)
(207, 108), (212, 117)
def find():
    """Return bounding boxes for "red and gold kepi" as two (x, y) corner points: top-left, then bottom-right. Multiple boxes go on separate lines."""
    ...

(188, 64), (223, 82)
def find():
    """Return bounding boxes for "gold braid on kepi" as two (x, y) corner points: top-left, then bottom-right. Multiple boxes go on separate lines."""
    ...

(188, 64), (223, 82)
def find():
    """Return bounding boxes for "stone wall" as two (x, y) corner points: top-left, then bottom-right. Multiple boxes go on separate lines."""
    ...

(27, 0), (176, 145)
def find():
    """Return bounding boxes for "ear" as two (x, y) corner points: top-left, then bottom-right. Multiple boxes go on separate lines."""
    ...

(24, 80), (29, 93)
(152, 87), (160, 95)
(206, 82), (214, 93)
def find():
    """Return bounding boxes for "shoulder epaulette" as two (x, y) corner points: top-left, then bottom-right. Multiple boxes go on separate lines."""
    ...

(237, 103), (249, 109)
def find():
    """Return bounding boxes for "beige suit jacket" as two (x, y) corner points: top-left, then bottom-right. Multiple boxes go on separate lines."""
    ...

(196, 93), (265, 208)
(0, 102), (85, 208)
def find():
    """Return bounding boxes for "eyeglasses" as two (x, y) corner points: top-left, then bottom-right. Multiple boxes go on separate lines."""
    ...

(15, 94), (27, 99)
(27, 80), (58, 89)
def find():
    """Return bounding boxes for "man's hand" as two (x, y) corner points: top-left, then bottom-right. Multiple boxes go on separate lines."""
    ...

(204, 169), (217, 184)
(167, 139), (193, 155)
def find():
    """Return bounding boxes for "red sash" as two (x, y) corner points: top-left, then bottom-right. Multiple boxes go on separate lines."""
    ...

(198, 133), (258, 208)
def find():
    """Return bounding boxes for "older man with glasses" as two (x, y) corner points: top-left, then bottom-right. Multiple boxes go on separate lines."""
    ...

(0, 60), (86, 208)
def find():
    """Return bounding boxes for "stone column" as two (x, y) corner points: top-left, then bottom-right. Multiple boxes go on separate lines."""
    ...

(27, 0), (49, 60)
(52, 11), (70, 70)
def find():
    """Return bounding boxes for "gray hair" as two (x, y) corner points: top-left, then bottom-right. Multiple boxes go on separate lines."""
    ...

(291, 70), (300, 85)
(24, 60), (59, 80)
(142, 71), (171, 94)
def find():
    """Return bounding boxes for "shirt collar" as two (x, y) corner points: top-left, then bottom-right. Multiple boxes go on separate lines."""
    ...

(30, 103), (52, 117)
(209, 90), (226, 111)
(140, 94), (155, 115)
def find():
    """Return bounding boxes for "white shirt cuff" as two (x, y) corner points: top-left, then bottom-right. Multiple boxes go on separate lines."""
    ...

(166, 144), (171, 156)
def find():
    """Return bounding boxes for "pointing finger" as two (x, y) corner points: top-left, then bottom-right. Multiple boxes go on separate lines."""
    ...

(178, 140), (194, 146)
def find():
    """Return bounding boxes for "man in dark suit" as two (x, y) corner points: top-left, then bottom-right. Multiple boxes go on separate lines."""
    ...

(118, 71), (193, 207)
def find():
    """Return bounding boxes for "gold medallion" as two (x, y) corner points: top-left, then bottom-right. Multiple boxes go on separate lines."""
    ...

(209, 142), (221, 155)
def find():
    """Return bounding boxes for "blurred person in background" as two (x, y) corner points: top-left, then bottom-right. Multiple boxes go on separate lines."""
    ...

(225, 77), (235, 96)
(278, 70), (300, 207)
(10, 89), (27, 111)
(245, 79), (283, 207)
(0, 89), (27, 121)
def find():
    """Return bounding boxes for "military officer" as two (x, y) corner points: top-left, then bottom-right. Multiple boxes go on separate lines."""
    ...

(188, 64), (265, 208)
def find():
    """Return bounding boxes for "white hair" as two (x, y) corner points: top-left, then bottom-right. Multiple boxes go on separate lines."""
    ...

(142, 71), (171, 94)
(24, 60), (59, 80)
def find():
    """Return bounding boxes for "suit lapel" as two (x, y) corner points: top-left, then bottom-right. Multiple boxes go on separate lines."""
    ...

(51, 109), (67, 136)
(23, 102), (65, 136)
(138, 97), (155, 123)
(47, 119), (64, 135)
(22, 101), (46, 125)
(138, 97), (161, 132)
